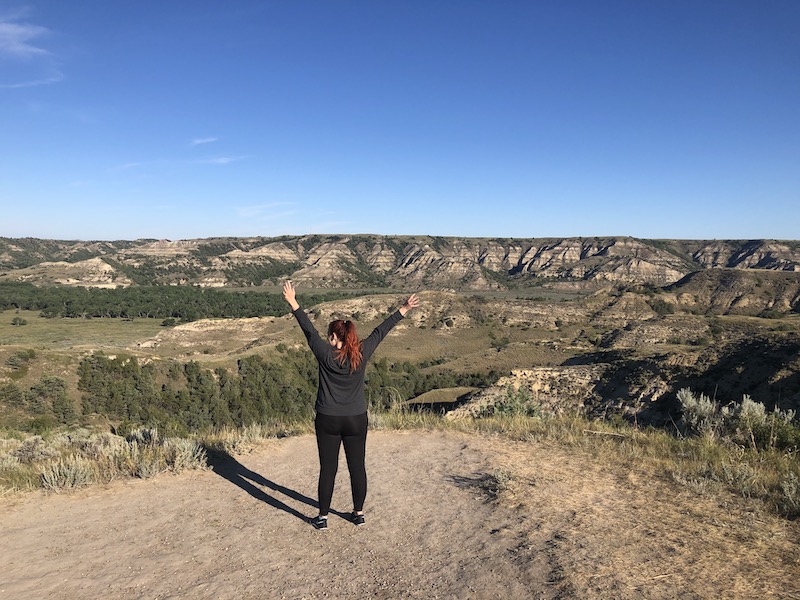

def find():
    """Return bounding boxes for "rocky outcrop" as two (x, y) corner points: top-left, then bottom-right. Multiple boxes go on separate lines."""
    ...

(291, 241), (363, 286)
(664, 268), (800, 315)
(445, 366), (608, 418)
(224, 241), (302, 262)
(693, 240), (800, 271)
(118, 239), (200, 256)
(393, 241), (500, 290)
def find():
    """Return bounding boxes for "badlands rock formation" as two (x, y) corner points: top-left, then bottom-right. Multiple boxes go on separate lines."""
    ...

(1, 235), (799, 290)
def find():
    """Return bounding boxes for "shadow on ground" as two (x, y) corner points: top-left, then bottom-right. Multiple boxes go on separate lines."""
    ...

(204, 446), (350, 523)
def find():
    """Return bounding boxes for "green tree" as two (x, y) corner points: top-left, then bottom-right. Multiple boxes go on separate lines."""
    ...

(0, 382), (24, 407)
(25, 375), (70, 418)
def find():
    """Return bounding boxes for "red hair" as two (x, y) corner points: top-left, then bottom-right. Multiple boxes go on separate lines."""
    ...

(328, 320), (363, 373)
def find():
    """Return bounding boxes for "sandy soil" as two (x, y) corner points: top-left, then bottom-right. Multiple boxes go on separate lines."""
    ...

(1, 430), (798, 599)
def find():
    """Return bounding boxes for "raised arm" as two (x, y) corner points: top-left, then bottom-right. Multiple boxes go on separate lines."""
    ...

(362, 293), (422, 359)
(284, 280), (328, 359)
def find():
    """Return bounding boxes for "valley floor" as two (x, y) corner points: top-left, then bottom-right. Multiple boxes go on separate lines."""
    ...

(1, 430), (798, 599)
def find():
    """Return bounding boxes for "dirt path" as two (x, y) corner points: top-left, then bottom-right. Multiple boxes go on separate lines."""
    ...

(1, 430), (798, 599)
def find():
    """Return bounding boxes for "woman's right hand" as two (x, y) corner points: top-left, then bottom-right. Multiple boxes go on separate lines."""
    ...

(283, 280), (300, 311)
(399, 293), (420, 317)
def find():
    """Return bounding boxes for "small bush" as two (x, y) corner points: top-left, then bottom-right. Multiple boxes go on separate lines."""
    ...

(708, 318), (724, 336)
(779, 472), (800, 518)
(26, 415), (57, 434)
(13, 436), (59, 464)
(721, 462), (761, 499)
(479, 385), (541, 418)
(5, 349), (35, 369)
(759, 309), (783, 320)
(127, 427), (161, 446)
(128, 441), (164, 479)
(677, 388), (721, 436)
(648, 298), (675, 316)
(678, 388), (800, 452)
(41, 455), (96, 492)
(167, 438), (207, 472)
(0, 453), (21, 471)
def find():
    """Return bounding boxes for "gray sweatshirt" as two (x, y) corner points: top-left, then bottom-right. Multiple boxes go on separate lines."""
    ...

(292, 307), (405, 416)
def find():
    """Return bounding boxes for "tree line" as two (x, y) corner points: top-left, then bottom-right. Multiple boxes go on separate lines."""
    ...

(1, 350), (501, 435)
(0, 282), (355, 320)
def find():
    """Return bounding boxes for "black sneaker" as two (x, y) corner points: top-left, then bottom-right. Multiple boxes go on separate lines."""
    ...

(351, 512), (365, 526)
(310, 516), (328, 530)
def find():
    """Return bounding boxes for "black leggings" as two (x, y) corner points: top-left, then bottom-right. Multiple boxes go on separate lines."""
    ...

(314, 411), (368, 516)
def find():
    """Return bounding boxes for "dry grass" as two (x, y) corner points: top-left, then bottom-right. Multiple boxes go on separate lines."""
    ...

(0, 427), (208, 493)
(371, 409), (800, 520)
(199, 420), (313, 455)
(466, 429), (800, 598)
(373, 410), (800, 595)
(1, 405), (797, 521)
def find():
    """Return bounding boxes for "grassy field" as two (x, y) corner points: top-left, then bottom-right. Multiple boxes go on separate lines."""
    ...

(0, 310), (164, 350)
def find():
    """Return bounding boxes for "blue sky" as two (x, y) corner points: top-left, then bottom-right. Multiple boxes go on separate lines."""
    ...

(1, 1), (798, 241)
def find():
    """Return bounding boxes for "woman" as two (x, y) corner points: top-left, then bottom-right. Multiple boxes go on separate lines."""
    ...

(283, 281), (420, 529)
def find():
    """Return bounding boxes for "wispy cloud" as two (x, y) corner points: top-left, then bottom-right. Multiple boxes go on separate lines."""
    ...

(198, 155), (248, 165)
(0, 70), (63, 89)
(109, 154), (247, 173)
(111, 162), (146, 171)
(0, 20), (49, 58)
(190, 137), (219, 146)
(0, 11), (64, 89)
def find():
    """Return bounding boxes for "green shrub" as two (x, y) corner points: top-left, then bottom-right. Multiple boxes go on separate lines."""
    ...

(759, 309), (783, 320)
(25, 415), (57, 435)
(490, 335), (510, 352)
(648, 298), (675, 316)
(6, 349), (36, 366)
(0, 383), (24, 407)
